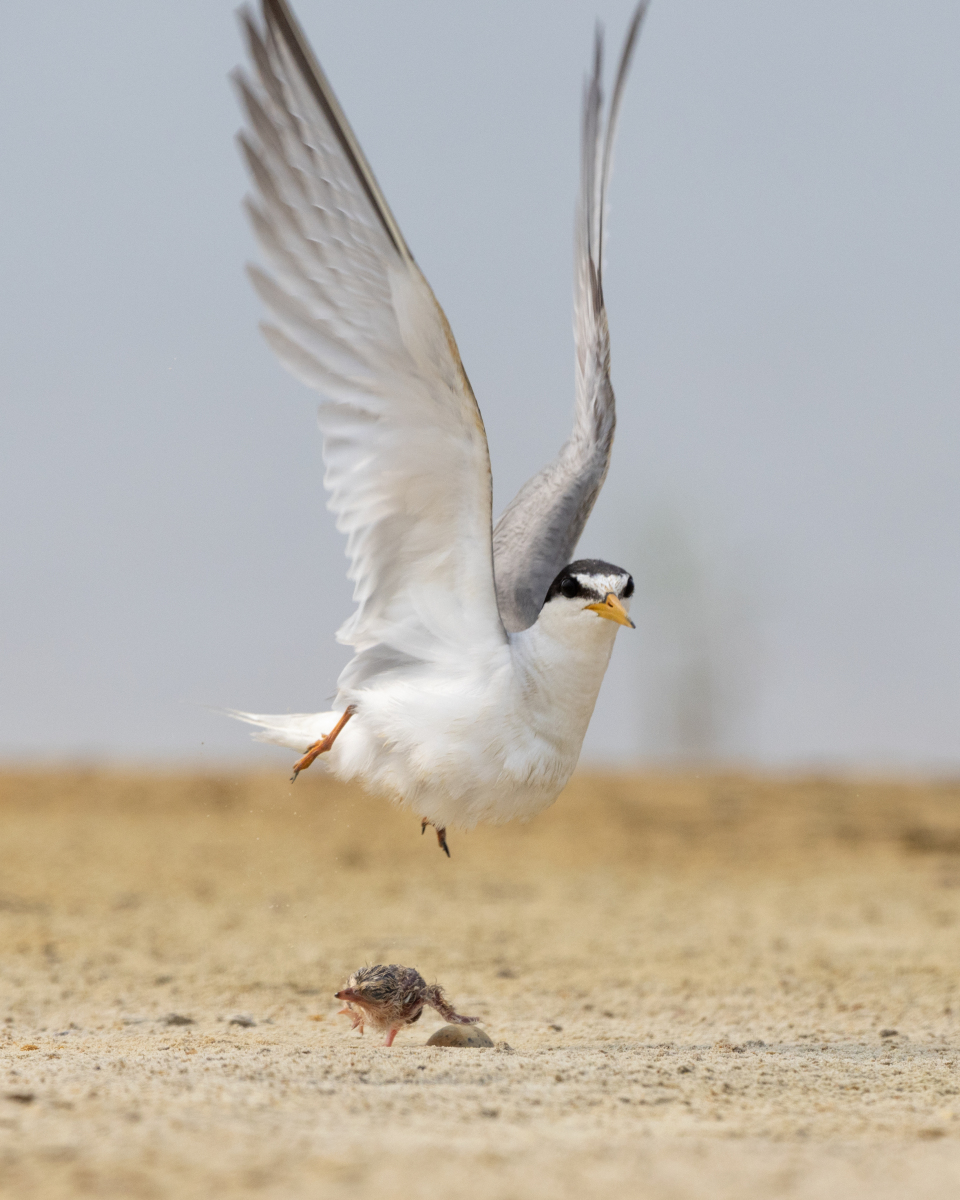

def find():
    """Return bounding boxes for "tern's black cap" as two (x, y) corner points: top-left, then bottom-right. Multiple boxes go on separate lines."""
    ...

(543, 559), (634, 604)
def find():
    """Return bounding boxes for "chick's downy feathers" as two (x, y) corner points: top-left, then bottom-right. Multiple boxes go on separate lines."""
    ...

(335, 964), (478, 1046)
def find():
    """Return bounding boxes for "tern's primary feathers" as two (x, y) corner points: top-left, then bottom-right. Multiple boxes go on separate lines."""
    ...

(231, 0), (647, 842)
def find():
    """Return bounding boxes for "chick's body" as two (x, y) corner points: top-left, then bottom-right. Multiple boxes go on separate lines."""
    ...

(335, 964), (478, 1046)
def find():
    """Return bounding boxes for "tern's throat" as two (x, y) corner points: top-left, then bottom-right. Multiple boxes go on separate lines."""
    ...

(508, 604), (620, 750)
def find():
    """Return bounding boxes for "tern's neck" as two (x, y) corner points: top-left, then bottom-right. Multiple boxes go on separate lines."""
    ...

(508, 609), (619, 750)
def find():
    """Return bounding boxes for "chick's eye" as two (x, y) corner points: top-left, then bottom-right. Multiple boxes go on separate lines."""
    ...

(560, 577), (579, 599)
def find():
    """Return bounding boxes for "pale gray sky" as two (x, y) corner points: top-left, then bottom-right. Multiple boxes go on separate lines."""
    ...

(1, 1), (958, 769)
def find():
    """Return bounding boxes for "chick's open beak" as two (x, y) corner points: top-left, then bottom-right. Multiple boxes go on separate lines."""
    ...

(585, 592), (635, 628)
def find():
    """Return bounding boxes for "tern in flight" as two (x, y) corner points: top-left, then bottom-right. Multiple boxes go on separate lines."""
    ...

(231, 0), (648, 854)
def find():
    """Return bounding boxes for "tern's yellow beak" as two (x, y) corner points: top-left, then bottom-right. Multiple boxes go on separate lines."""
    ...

(585, 593), (635, 628)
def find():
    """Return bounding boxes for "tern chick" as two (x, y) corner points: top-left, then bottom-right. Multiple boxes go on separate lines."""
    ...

(335, 964), (479, 1047)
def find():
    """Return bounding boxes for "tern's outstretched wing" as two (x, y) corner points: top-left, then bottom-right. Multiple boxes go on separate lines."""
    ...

(492, 2), (649, 632)
(236, 0), (505, 694)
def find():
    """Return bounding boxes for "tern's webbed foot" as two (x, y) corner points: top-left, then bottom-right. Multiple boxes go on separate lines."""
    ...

(290, 705), (356, 781)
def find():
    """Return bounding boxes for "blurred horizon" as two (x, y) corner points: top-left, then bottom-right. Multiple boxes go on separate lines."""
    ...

(1, 0), (958, 771)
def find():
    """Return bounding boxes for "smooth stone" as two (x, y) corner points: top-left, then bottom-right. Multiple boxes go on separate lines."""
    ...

(426, 1024), (494, 1048)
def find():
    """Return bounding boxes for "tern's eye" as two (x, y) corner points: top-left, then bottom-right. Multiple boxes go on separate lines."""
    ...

(623, 576), (634, 599)
(560, 577), (579, 599)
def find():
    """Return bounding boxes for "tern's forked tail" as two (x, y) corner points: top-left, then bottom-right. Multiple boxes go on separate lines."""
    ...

(225, 708), (343, 754)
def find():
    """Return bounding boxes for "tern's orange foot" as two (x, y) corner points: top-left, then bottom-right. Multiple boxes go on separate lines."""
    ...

(290, 706), (356, 781)
(290, 740), (324, 781)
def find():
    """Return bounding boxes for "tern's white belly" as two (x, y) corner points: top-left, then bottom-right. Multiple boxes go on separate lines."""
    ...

(327, 614), (618, 831)
(329, 698), (574, 830)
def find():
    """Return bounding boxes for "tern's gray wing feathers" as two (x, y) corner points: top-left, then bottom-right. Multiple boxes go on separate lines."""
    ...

(236, 0), (505, 695)
(253, 0), (412, 263)
(492, 2), (649, 633)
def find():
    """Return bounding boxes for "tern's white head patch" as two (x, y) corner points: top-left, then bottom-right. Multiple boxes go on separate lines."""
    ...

(544, 559), (634, 606)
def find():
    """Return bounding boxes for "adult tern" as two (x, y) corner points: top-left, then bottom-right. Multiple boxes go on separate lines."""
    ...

(231, 0), (647, 853)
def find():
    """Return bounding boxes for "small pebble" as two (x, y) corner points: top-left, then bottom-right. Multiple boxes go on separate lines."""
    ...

(426, 1024), (493, 1048)
(164, 1014), (195, 1027)
(228, 1014), (256, 1028)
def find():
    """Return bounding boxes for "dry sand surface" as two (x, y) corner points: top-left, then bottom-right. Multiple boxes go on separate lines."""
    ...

(3, 767), (960, 1198)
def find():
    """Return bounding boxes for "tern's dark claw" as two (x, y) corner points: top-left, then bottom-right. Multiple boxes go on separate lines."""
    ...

(420, 819), (450, 856)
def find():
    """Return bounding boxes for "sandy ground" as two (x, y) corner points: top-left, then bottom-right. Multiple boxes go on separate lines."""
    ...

(3, 767), (960, 1198)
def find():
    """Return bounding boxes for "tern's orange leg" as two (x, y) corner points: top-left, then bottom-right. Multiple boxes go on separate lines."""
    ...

(384, 1028), (398, 1047)
(290, 705), (356, 782)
